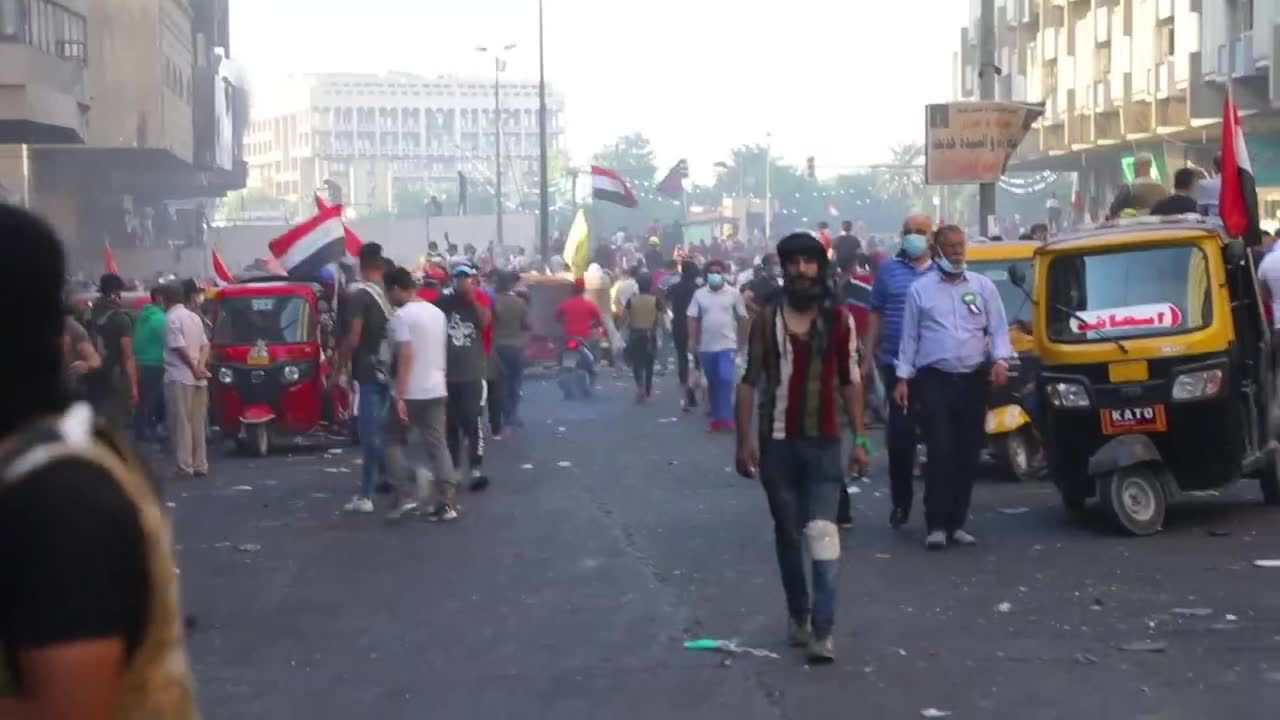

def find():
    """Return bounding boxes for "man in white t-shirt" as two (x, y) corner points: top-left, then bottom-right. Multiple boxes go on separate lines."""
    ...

(1257, 241), (1280, 330)
(688, 259), (748, 432)
(383, 267), (458, 520)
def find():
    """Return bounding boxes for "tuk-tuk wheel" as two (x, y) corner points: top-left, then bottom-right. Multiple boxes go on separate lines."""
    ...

(1261, 449), (1280, 505)
(247, 424), (270, 458)
(1098, 467), (1165, 536)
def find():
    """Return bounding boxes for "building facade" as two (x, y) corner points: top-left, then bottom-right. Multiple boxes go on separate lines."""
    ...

(0, 0), (246, 259)
(955, 0), (1280, 224)
(243, 72), (566, 217)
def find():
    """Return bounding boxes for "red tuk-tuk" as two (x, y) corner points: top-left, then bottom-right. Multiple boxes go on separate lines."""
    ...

(209, 278), (346, 455)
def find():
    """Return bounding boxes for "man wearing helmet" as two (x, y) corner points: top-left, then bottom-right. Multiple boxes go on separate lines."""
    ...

(735, 231), (871, 663)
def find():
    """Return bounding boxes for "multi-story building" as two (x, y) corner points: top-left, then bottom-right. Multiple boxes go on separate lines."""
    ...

(243, 72), (566, 217)
(955, 0), (1280, 223)
(0, 0), (246, 254)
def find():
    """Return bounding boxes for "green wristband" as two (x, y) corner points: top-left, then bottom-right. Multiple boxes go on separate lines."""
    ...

(854, 436), (874, 453)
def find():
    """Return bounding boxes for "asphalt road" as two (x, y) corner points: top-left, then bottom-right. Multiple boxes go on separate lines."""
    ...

(168, 371), (1280, 719)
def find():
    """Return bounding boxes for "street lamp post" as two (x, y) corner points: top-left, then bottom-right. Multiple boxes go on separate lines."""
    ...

(537, 0), (550, 268)
(477, 43), (517, 248)
(764, 132), (772, 241)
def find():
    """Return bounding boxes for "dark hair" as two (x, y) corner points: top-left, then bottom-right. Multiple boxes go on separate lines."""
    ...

(358, 242), (384, 271)
(1029, 223), (1049, 235)
(1174, 167), (1200, 192)
(100, 273), (125, 295)
(705, 259), (726, 273)
(817, 221), (829, 230)
(635, 273), (652, 293)
(157, 283), (183, 307)
(427, 241), (439, 251)
(180, 278), (201, 302)
(381, 257), (396, 274)
(840, 220), (852, 232)
(760, 253), (779, 268)
(150, 285), (164, 303)
(0, 205), (70, 436)
(1018, 232), (1034, 241)
(495, 270), (518, 293)
(385, 266), (415, 291)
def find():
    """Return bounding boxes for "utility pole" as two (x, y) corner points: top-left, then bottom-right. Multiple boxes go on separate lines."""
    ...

(978, 0), (996, 237)
(764, 133), (772, 241)
(477, 44), (516, 247)
(537, 0), (550, 267)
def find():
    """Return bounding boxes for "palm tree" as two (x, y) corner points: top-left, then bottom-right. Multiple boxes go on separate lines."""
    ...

(875, 142), (926, 202)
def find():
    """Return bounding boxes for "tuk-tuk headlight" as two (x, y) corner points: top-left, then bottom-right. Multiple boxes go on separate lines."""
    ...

(217, 367), (234, 385)
(1046, 381), (1090, 408)
(281, 365), (301, 384)
(1172, 369), (1223, 401)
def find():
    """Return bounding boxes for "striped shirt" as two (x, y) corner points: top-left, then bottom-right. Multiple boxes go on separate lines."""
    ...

(741, 303), (859, 441)
(869, 256), (934, 366)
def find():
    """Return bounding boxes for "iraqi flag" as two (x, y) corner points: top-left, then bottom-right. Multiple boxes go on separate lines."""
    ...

(1219, 86), (1261, 246)
(656, 159), (688, 199)
(104, 241), (119, 276)
(313, 194), (363, 256)
(268, 203), (346, 279)
(591, 165), (638, 208)
(212, 247), (234, 286)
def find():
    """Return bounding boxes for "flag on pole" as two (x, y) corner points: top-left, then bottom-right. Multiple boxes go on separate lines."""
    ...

(590, 165), (638, 208)
(104, 241), (119, 276)
(268, 203), (347, 279)
(656, 159), (689, 199)
(1219, 85), (1260, 245)
(562, 208), (591, 276)
(212, 246), (234, 286)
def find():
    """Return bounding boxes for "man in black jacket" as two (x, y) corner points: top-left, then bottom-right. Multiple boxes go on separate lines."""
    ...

(666, 260), (702, 411)
(1150, 167), (1202, 216)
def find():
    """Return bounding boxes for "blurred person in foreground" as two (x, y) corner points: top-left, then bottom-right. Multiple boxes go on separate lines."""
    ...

(163, 281), (210, 478)
(85, 273), (139, 428)
(735, 231), (870, 663)
(0, 205), (198, 718)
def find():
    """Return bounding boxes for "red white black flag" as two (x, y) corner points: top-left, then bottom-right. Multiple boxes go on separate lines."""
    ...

(212, 246), (234, 286)
(268, 203), (346, 279)
(591, 165), (638, 208)
(656, 159), (689, 199)
(1219, 85), (1260, 245)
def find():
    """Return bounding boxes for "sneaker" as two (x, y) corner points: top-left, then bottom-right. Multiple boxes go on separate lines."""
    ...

(949, 529), (978, 546)
(889, 507), (909, 529)
(425, 504), (459, 522)
(343, 496), (374, 514)
(806, 634), (836, 664)
(468, 471), (490, 492)
(925, 530), (948, 550)
(385, 500), (419, 520)
(787, 617), (812, 647)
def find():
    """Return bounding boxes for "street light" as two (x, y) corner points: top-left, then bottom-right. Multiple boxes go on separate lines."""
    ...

(476, 42), (517, 247)
(537, 0), (550, 268)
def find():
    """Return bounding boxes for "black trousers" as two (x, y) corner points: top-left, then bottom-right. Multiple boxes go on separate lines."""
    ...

(914, 367), (988, 533)
(671, 326), (697, 406)
(446, 380), (484, 471)
(881, 365), (920, 513)
(629, 330), (656, 394)
(486, 371), (504, 435)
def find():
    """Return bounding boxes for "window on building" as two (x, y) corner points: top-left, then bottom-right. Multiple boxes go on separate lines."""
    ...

(1158, 24), (1174, 58)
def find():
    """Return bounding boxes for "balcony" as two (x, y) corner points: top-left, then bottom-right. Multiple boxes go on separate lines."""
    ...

(1154, 61), (1178, 99)
(0, 38), (89, 143)
(1232, 32), (1259, 77)
(1093, 80), (1113, 111)
(1131, 65), (1153, 101)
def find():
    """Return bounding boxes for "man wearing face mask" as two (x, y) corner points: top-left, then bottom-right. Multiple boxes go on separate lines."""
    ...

(735, 231), (870, 663)
(894, 225), (1012, 550)
(862, 215), (937, 528)
(688, 259), (747, 432)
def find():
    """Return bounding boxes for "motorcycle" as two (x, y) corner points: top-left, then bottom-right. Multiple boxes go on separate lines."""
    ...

(557, 336), (596, 400)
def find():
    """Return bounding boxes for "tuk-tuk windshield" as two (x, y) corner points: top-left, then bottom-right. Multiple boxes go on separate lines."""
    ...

(1045, 243), (1211, 342)
(968, 260), (1034, 327)
(213, 296), (314, 345)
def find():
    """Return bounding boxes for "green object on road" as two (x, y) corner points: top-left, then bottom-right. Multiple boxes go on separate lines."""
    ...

(683, 639), (726, 650)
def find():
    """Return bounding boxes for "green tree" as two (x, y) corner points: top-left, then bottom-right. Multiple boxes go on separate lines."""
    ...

(591, 133), (657, 186)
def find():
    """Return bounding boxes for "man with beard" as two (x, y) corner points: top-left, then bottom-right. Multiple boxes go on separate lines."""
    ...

(0, 206), (198, 718)
(735, 231), (870, 663)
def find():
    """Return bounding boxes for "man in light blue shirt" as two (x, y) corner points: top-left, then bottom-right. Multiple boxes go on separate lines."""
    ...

(894, 225), (1013, 550)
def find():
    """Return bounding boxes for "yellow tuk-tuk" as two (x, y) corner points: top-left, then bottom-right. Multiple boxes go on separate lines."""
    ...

(1013, 216), (1279, 535)
(967, 239), (1043, 481)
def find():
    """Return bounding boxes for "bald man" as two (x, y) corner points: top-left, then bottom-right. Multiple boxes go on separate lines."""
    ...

(862, 214), (937, 529)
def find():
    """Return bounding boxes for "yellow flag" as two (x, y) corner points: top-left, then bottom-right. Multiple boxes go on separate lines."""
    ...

(563, 208), (590, 276)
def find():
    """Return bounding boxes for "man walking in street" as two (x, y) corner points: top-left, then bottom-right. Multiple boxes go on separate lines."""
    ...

(894, 224), (1013, 550)
(689, 259), (746, 432)
(85, 273), (139, 429)
(832, 221), (862, 275)
(163, 281), (210, 478)
(438, 259), (493, 495)
(735, 231), (870, 663)
(863, 215), (936, 528)
(492, 270), (529, 428)
(383, 267), (458, 521)
(132, 285), (168, 443)
(341, 243), (393, 513)
(667, 260), (702, 411)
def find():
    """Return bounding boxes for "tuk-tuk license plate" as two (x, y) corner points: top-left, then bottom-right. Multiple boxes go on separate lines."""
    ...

(1100, 405), (1167, 435)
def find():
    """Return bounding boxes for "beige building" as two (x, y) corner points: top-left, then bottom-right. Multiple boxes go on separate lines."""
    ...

(955, 0), (1280, 222)
(0, 0), (245, 262)
(244, 72), (566, 217)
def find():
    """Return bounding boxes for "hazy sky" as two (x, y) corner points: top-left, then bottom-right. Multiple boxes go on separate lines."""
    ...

(230, 0), (966, 181)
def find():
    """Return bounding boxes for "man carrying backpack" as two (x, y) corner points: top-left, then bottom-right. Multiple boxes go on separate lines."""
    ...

(340, 244), (393, 514)
(85, 273), (139, 430)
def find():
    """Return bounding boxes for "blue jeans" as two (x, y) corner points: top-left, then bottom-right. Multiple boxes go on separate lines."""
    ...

(357, 381), (390, 499)
(760, 438), (843, 636)
(495, 345), (524, 422)
(699, 349), (736, 423)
